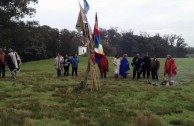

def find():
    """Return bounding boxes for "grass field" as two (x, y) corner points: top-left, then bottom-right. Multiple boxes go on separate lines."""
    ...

(0, 57), (194, 126)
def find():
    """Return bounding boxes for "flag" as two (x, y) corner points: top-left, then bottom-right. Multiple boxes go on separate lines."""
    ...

(76, 2), (88, 34)
(93, 12), (104, 63)
(83, 0), (90, 14)
(75, 11), (83, 32)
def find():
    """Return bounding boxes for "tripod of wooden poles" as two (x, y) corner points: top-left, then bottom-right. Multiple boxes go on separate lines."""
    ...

(89, 58), (100, 91)
(84, 36), (100, 91)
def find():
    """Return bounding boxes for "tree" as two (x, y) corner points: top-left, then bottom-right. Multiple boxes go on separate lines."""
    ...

(106, 27), (121, 53)
(175, 35), (188, 57)
(59, 29), (82, 56)
(0, 0), (38, 23)
(99, 28), (117, 56)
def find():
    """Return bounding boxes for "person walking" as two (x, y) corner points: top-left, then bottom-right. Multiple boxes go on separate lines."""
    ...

(6, 48), (21, 80)
(71, 53), (79, 76)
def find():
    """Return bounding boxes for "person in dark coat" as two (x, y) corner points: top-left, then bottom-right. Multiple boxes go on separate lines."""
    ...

(120, 54), (130, 78)
(98, 55), (109, 78)
(150, 56), (160, 80)
(63, 54), (71, 76)
(142, 52), (151, 79)
(131, 53), (143, 79)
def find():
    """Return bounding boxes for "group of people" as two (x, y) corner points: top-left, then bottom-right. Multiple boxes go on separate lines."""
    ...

(131, 53), (160, 80)
(0, 48), (21, 80)
(113, 54), (130, 78)
(95, 54), (130, 79)
(1, 47), (176, 86)
(54, 53), (79, 77)
(112, 52), (177, 85)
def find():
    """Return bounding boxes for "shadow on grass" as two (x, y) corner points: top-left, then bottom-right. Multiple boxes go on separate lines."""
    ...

(170, 119), (194, 126)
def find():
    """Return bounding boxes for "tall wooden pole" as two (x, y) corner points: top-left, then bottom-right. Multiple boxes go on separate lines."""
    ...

(79, 25), (93, 89)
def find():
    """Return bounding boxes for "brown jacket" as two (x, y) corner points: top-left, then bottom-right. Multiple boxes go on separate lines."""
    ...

(0, 52), (5, 63)
(151, 59), (160, 70)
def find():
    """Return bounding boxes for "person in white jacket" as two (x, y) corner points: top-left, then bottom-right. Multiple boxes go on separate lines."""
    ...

(55, 53), (64, 77)
(113, 55), (120, 78)
(6, 48), (22, 80)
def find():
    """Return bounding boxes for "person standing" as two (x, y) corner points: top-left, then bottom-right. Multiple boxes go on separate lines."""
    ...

(120, 54), (130, 78)
(6, 48), (21, 80)
(63, 54), (71, 76)
(71, 53), (79, 76)
(98, 55), (109, 78)
(142, 52), (151, 79)
(0, 48), (5, 78)
(113, 55), (120, 78)
(131, 53), (143, 79)
(150, 56), (160, 80)
(54, 53), (64, 77)
(164, 54), (177, 86)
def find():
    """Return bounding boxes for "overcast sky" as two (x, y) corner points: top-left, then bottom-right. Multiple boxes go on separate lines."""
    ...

(30, 0), (194, 47)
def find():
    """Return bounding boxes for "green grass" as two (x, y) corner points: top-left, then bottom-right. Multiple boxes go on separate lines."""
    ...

(0, 57), (194, 126)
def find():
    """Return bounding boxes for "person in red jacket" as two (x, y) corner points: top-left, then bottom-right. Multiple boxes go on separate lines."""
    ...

(0, 48), (6, 78)
(164, 54), (177, 86)
(98, 55), (109, 78)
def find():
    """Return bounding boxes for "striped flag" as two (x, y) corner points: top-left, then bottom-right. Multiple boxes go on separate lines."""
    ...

(93, 12), (104, 63)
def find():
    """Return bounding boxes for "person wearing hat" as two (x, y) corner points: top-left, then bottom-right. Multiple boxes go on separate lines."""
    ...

(0, 48), (6, 78)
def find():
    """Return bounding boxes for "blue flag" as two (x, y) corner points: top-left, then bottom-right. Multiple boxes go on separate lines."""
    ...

(83, 0), (90, 14)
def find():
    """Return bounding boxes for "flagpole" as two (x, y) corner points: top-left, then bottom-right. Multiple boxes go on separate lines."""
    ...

(82, 24), (93, 89)
(75, 0), (99, 90)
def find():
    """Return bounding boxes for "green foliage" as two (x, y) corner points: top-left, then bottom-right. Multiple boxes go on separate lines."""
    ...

(0, 57), (194, 126)
(0, 0), (38, 22)
(0, 0), (190, 62)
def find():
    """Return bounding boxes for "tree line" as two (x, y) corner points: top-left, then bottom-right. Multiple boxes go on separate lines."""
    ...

(0, 0), (192, 62)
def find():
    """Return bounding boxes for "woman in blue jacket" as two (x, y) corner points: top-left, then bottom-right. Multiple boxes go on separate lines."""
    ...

(120, 54), (130, 78)
(71, 53), (79, 76)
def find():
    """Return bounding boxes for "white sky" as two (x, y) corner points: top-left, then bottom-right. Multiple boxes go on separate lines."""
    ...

(30, 0), (194, 47)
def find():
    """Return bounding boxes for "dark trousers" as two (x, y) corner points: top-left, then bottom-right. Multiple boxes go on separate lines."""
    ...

(151, 69), (158, 80)
(0, 64), (5, 78)
(57, 69), (62, 77)
(133, 67), (141, 79)
(114, 74), (118, 78)
(143, 67), (150, 78)
(64, 66), (69, 76)
(72, 67), (78, 76)
(101, 72), (106, 78)
(122, 73), (128, 78)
